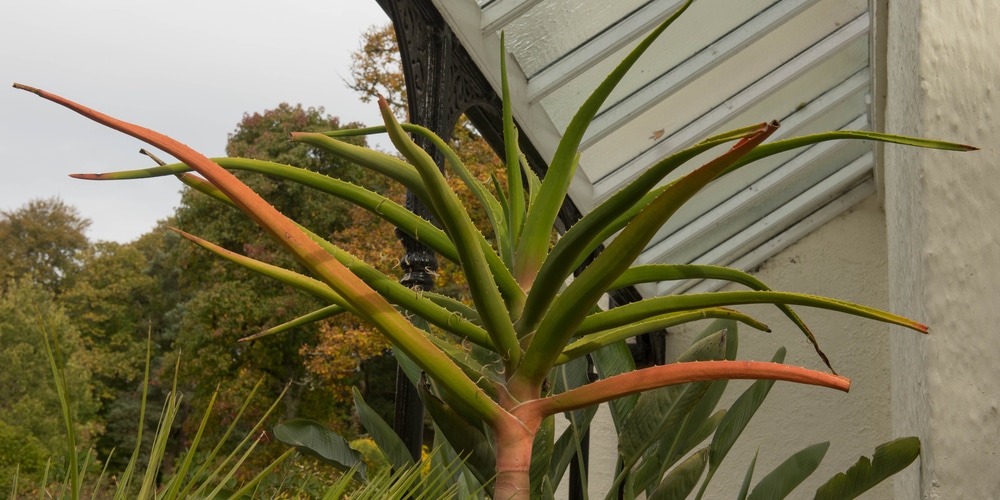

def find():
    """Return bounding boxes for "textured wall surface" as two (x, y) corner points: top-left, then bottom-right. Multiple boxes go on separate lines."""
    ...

(885, 0), (1000, 498)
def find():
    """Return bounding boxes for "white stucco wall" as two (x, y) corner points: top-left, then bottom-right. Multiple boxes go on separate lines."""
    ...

(884, 0), (1000, 498)
(576, 194), (895, 498)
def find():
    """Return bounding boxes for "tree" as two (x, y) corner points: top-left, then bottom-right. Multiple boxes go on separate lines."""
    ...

(163, 104), (372, 446)
(0, 278), (100, 493)
(0, 197), (90, 294)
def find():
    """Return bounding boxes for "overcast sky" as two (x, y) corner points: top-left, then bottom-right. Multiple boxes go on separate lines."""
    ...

(1, 0), (390, 243)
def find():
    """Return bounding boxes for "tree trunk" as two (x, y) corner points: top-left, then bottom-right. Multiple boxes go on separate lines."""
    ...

(493, 418), (535, 500)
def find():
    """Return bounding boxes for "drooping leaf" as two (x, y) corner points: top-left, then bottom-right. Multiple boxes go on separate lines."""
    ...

(814, 437), (920, 500)
(273, 419), (365, 477)
(352, 387), (415, 472)
(746, 442), (829, 500)
(649, 447), (708, 500)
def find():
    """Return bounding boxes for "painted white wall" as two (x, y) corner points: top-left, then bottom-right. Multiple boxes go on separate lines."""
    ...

(577, 194), (895, 498)
(884, 0), (1000, 498)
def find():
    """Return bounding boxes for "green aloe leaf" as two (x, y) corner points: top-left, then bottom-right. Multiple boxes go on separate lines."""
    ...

(520, 123), (767, 333)
(746, 442), (829, 500)
(696, 348), (786, 499)
(649, 447), (709, 500)
(513, 0), (695, 287)
(557, 308), (766, 365)
(611, 264), (833, 372)
(577, 290), (927, 337)
(814, 437), (920, 500)
(352, 387), (415, 472)
(273, 419), (365, 477)
(379, 97), (521, 371)
(500, 31), (526, 252)
(520, 122), (778, 386)
(240, 304), (346, 342)
(17, 84), (502, 425)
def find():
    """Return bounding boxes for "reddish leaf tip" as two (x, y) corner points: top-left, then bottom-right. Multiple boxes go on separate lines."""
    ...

(12, 82), (41, 94)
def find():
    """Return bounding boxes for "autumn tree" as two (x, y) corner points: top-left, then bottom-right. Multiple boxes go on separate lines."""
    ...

(166, 104), (373, 446)
(305, 24), (506, 409)
(0, 197), (91, 294)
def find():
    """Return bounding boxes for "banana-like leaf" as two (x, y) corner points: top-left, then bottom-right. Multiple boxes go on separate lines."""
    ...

(240, 304), (345, 342)
(419, 380), (497, 491)
(273, 419), (365, 478)
(737, 449), (759, 500)
(379, 97), (522, 371)
(590, 340), (637, 431)
(814, 437), (920, 500)
(530, 415), (555, 496)
(547, 355), (599, 488)
(352, 387), (415, 472)
(696, 348), (786, 500)
(520, 122), (778, 386)
(612, 264), (833, 372)
(618, 330), (727, 468)
(577, 290), (928, 337)
(557, 308), (767, 365)
(513, 0), (694, 287)
(649, 447), (709, 500)
(746, 442), (829, 500)
(16, 84), (502, 425)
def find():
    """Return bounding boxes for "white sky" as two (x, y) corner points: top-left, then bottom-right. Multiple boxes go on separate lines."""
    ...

(1, 0), (390, 243)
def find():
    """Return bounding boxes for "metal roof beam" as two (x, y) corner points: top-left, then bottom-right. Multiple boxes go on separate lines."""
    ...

(581, 0), (821, 148)
(525, 0), (686, 103)
(594, 12), (870, 199)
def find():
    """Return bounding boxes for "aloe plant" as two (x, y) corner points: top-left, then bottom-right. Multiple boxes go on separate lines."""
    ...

(14, 1), (975, 497)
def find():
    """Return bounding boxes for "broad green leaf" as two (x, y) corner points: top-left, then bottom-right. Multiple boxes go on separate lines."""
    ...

(530, 416), (555, 495)
(352, 387), (415, 472)
(737, 449), (759, 500)
(513, 0), (694, 287)
(548, 405), (598, 489)
(649, 447), (708, 500)
(814, 437), (920, 500)
(590, 340), (637, 432)
(618, 330), (727, 467)
(710, 348), (787, 470)
(273, 419), (365, 477)
(747, 442), (829, 500)
(420, 381), (497, 489)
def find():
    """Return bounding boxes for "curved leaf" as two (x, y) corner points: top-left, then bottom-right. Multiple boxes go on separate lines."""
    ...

(240, 304), (346, 342)
(578, 290), (928, 337)
(352, 387), (415, 472)
(649, 447), (708, 500)
(513, 0), (695, 287)
(273, 419), (365, 477)
(814, 437), (920, 500)
(747, 442), (829, 500)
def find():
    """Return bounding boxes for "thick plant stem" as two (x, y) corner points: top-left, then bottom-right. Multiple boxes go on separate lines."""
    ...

(493, 417), (536, 500)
